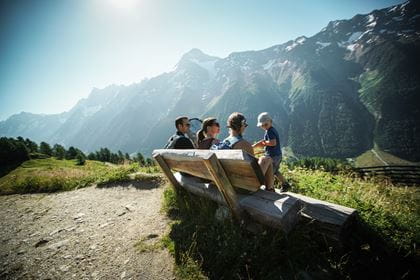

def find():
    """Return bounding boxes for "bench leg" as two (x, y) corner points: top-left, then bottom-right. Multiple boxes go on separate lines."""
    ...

(203, 153), (243, 220)
(153, 154), (182, 189)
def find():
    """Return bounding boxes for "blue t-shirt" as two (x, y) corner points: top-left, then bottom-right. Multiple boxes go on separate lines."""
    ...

(264, 126), (281, 157)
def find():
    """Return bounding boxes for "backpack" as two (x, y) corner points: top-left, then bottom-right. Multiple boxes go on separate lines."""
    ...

(210, 135), (243, 150)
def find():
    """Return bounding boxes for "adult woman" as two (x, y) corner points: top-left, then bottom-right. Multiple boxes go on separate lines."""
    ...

(197, 117), (221, 149)
(220, 112), (275, 191)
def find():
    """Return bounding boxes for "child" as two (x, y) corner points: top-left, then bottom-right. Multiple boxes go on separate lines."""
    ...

(252, 112), (291, 192)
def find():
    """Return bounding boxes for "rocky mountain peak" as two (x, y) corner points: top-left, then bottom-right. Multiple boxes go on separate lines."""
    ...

(178, 48), (219, 64)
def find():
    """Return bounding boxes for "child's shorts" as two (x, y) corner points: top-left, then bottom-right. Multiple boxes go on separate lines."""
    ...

(268, 155), (282, 176)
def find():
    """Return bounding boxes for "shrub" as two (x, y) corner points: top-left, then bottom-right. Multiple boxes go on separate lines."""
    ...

(75, 153), (86, 165)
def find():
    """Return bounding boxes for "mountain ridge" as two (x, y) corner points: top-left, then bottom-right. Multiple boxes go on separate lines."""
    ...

(1, 1), (419, 161)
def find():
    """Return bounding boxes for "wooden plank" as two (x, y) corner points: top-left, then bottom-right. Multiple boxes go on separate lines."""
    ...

(355, 165), (420, 170)
(153, 154), (181, 189)
(174, 173), (300, 234)
(153, 149), (264, 191)
(282, 191), (356, 240)
(238, 191), (301, 233)
(164, 158), (211, 179)
(174, 173), (226, 205)
(202, 153), (243, 219)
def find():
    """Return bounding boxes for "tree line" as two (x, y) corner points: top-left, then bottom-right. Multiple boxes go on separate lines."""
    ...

(0, 136), (154, 167)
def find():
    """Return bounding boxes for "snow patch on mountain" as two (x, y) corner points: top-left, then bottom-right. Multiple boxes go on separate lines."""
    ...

(296, 37), (307, 44)
(344, 31), (363, 44)
(366, 14), (375, 25)
(346, 44), (358, 52)
(285, 36), (307, 52)
(285, 42), (298, 51)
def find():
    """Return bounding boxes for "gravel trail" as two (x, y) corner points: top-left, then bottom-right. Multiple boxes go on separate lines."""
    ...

(0, 181), (174, 280)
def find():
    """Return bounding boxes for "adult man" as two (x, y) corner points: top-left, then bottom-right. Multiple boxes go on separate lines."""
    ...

(164, 116), (195, 149)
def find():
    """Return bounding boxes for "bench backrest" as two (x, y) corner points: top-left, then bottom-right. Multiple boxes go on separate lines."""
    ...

(152, 149), (265, 192)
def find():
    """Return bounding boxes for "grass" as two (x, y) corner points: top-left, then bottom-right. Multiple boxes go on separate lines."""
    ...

(0, 158), (140, 194)
(354, 148), (420, 167)
(161, 164), (420, 279)
(134, 234), (165, 253)
(283, 165), (420, 252)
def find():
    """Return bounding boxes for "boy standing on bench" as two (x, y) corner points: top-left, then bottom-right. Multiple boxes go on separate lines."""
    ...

(253, 112), (291, 192)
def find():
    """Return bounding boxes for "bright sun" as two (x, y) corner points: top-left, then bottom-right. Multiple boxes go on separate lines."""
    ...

(108, 0), (140, 11)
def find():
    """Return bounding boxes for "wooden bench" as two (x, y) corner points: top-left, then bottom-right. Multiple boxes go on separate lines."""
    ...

(153, 149), (356, 239)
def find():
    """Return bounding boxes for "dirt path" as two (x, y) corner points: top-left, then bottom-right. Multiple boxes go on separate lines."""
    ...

(371, 148), (389, 166)
(0, 181), (175, 280)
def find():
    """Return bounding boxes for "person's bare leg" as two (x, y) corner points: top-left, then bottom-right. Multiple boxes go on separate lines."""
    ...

(258, 156), (274, 190)
(265, 162), (274, 190)
(275, 173), (286, 184)
(258, 156), (270, 173)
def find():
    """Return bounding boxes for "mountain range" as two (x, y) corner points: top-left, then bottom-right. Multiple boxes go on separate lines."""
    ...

(1, 1), (419, 161)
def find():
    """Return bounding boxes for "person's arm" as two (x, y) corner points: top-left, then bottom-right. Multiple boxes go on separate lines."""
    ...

(262, 129), (277, 147)
(252, 140), (265, 148)
(262, 139), (277, 147)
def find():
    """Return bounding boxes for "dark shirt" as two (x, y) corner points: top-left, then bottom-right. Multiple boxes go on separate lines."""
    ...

(198, 138), (219, 149)
(264, 126), (281, 157)
(165, 131), (194, 149)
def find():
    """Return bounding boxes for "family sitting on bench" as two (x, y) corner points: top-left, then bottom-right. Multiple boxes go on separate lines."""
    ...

(164, 112), (291, 192)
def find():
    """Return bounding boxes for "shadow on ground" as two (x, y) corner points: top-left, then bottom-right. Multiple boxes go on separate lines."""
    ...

(96, 179), (162, 190)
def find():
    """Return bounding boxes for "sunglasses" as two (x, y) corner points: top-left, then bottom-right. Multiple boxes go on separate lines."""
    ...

(185, 123), (191, 127)
(212, 122), (220, 127)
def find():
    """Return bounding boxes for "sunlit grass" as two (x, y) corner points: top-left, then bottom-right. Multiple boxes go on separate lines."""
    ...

(160, 164), (420, 279)
(0, 158), (139, 194)
(282, 165), (420, 251)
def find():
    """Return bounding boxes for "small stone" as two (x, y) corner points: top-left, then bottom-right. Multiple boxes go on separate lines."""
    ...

(124, 205), (134, 212)
(66, 226), (76, 232)
(124, 259), (130, 265)
(89, 245), (97, 250)
(34, 239), (49, 248)
(73, 213), (85, 220)
(49, 229), (64, 236)
(75, 254), (85, 260)
(47, 239), (69, 250)
(120, 271), (126, 279)
(117, 211), (126, 217)
(17, 249), (26, 255)
(99, 223), (109, 228)
(59, 265), (69, 272)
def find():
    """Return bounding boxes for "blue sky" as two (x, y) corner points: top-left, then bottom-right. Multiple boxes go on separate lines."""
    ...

(0, 0), (404, 120)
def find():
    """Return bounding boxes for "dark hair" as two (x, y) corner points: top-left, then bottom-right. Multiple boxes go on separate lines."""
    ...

(227, 112), (247, 132)
(175, 116), (188, 129)
(197, 117), (218, 143)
